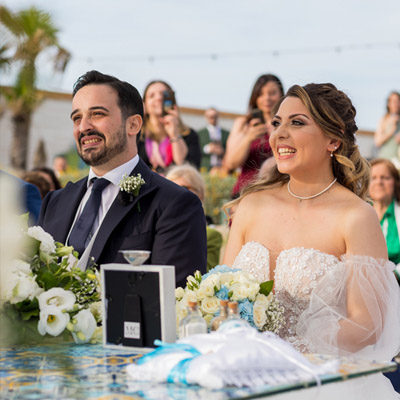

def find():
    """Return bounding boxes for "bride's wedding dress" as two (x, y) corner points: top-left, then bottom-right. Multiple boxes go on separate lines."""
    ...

(232, 241), (400, 399)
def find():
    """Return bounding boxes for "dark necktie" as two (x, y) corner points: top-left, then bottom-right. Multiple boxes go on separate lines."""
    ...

(69, 178), (110, 256)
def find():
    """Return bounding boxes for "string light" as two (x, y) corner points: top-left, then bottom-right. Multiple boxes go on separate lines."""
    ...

(75, 42), (399, 64)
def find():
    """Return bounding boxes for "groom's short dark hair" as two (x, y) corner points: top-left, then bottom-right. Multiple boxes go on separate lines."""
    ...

(72, 70), (144, 121)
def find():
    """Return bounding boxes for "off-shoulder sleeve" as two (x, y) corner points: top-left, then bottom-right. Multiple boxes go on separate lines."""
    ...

(296, 255), (400, 361)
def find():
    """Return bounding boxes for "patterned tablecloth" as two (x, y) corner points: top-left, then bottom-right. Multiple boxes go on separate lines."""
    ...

(0, 343), (397, 400)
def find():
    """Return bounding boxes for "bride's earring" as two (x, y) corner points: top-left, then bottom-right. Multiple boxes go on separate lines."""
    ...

(330, 146), (338, 157)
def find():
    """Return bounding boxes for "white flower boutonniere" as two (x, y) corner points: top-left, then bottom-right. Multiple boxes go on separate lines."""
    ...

(119, 173), (145, 197)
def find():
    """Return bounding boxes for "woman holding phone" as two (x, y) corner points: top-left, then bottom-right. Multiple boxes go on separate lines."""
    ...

(139, 80), (201, 174)
(223, 74), (284, 198)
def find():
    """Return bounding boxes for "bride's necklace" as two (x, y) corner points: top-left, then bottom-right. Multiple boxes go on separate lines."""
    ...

(287, 178), (337, 202)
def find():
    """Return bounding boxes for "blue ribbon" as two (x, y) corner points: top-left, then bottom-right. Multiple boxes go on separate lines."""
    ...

(137, 340), (201, 365)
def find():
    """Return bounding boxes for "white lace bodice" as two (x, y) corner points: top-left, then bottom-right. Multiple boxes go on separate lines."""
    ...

(232, 241), (400, 358)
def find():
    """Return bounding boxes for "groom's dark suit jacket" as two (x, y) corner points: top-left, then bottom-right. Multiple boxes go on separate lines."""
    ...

(37, 159), (207, 287)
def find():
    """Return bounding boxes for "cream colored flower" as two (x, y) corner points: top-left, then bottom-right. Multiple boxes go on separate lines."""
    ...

(253, 303), (267, 329)
(200, 296), (220, 315)
(38, 305), (70, 336)
(181, 290), (197, 307)
(219, 272), (235, 287)
(232, 270), (257, 284)
(196, 281), (215, 301)
(255, 293), (272, 307)
(89, 301), (102, 323)
(175, 287), (185, 300)
(230, 282), (260, 302)
(202, 274), (221, 291)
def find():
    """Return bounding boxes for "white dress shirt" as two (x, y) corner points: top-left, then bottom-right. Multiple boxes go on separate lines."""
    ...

(67, 155), (139, 268)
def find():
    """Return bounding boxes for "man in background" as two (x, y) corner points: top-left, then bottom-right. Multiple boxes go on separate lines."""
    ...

(198, 107), (229, 171)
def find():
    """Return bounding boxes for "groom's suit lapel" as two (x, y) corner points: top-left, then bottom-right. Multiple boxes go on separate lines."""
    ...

(90, 159), (157, 263)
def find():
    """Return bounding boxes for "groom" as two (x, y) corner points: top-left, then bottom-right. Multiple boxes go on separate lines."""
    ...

(38, 70), (207, 287)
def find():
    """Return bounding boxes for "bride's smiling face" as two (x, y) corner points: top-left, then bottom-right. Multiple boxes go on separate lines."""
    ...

(270, 97), (336, 175)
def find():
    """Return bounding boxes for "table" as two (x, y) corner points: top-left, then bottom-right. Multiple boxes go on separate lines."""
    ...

(0, 343), (397, 399)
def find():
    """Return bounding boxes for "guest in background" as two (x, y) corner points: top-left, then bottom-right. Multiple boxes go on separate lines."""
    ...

(21, 171), (51, 199)
(166, 164), (223, 271)
(223, 74), (284, 198)
(198, 107), (230, 171)
(32, 166), (62, 191)
(0, 170), (42, 225)
(53, 155), (68, 178)
(139, 80), (201, 174)
(374, 91), (400, 167)
(369, 158), (400, 269)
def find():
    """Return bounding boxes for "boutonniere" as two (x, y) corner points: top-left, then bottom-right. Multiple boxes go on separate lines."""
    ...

(118, 173), (146, 210)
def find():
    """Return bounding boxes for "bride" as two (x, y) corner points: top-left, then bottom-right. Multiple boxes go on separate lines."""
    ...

(223, 83), (400, 399)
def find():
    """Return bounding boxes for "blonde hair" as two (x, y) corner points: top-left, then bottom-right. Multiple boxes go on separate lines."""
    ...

(165, 164), (205, 202)
(226, 83), (371, 213)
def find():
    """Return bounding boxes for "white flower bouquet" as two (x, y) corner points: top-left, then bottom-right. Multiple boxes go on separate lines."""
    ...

(0, 224), (102, 345)
(175, 265), (284, 334)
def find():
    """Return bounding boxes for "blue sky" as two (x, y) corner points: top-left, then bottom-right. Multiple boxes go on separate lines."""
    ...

(1, 0), (399, 130)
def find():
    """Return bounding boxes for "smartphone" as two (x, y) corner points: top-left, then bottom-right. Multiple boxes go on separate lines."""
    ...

(162, 90), (175, 116)
(248, 108), (265, 124)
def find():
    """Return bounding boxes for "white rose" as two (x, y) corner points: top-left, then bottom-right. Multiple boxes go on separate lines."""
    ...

(38, 288), (76, 311)
(181, 290), (197, 307)
(230, 282), (260, 302)
(219, 272), (234, 287)
(71, 309), (97, 343)
(27, 226), (56, 254)
(253, 303), (267, 329)
(196, 281), (215, 301)
(195, 286), (208, 302)
(175, 287), (185, 300)
(8, 274), (43, 304)
(38, 305), (70, 336)
(255, 293), (271, 306)
(200, 296), (220, 315)
(202, 274), (221, 291)
(232, 271), (257, 284)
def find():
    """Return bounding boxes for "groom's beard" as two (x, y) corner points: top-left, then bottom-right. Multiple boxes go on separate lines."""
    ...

(77, 127), (127, 167)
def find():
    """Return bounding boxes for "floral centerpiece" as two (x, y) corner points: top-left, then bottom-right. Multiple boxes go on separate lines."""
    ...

(0, 223), (102, 345)
(175, 265), (284, 334)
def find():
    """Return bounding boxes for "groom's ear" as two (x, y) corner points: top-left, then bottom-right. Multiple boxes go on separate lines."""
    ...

(126, 114), (142, 138)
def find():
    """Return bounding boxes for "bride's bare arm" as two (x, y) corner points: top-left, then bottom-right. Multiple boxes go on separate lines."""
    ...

(337, 202), (389, 351)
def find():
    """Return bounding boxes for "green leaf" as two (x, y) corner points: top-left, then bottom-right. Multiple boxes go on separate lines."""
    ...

(20, 309), (39, 321)
(259, 280), (274, 296)
(40, 270), (59, 289)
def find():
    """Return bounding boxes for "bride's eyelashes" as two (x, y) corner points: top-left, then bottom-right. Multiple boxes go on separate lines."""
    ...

(271, 119), (306, 128)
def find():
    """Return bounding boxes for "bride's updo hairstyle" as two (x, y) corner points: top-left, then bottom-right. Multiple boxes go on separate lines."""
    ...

(237, 83), (370, 202)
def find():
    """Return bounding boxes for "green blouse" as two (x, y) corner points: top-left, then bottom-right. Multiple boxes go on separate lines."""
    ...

(380, 200), (400, 265)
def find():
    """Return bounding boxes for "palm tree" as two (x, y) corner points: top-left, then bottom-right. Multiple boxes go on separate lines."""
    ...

(0, 5), (70, 170)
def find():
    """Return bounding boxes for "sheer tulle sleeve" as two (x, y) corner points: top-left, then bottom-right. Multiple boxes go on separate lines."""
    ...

(296, 255), (400, 360)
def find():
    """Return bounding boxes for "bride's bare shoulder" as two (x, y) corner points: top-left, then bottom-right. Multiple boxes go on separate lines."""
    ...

(336, 188), (387, 258)
(237, 185), (283, 208)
